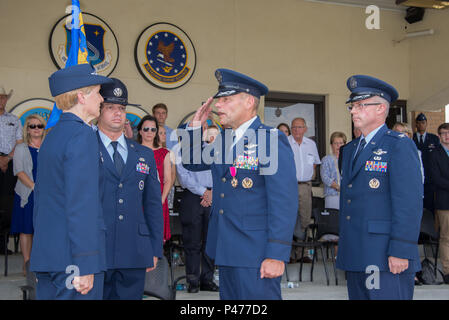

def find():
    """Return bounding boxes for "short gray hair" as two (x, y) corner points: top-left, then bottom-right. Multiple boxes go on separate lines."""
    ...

(291, 117), (306, 127)
(371, 96), (390, 118)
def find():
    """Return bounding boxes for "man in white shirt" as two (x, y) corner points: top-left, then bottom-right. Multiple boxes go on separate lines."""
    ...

(288, 117), (321, 249)
(0, 87), (22, 254)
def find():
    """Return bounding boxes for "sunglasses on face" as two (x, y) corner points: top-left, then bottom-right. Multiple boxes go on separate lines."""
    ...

(28, 124), (44, 129)
(142, 127), (157, 133)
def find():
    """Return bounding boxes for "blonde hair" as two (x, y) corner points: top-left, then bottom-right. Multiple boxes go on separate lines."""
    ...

(23, 114), (47, 144)
(330, 131), (347, 145)
(392, 122), (412, 137)
(54, 85), (96, 111)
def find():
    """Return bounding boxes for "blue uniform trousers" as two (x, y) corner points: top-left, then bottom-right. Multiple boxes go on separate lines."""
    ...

(219, 266), (282, 300)
(103, 268), (146, 300)
(346, 271), (414, 300)
(35, 272), (104, 300)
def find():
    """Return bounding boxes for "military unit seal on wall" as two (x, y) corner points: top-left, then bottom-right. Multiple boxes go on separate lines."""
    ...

(135, 22), (196, 90)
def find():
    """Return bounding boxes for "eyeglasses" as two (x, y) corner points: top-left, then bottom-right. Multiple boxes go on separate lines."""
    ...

(28, 124), (44, 129)
(347, 102), (382, 112)
(142, 127), (157, 132)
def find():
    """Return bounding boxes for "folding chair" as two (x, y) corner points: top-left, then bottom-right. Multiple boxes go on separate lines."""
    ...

(314, 208), (339, 285)
(288, 210), (331, 286)
(419, 208), (440, 278)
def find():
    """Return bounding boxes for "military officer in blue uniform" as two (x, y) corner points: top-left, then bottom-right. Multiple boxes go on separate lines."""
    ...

(30, 64), (112, 299)
(180, 69), (298, 300)
(337, 75), (423, 300)
(97, 78), (164, 300)
(413, 113), (440, 212)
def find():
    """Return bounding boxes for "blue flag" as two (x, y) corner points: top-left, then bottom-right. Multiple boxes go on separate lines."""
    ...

(46, 0), (89, 129)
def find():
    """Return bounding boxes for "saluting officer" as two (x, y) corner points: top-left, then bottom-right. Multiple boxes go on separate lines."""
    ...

(31, 64), (112, 299)
(180, 69), (298, 300)
(337, 75), (423, 300)
(97, 78), (164, 300)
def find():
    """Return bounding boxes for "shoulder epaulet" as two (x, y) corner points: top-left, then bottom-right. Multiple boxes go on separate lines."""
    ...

(127, 140), (139, 150)
(258, 123), (273, 131)
(385, 130), (407, 139)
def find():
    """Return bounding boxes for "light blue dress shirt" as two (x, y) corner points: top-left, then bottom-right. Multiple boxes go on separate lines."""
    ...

(98, 130), (128, 164)
(176, 146), (212, 196)
(165, 125), (178, 150)
(415, 131), (427, 143)
(354, 123), (385, 158)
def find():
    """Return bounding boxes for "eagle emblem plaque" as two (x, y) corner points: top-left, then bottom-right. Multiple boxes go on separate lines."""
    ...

(135, 23), (197, 89)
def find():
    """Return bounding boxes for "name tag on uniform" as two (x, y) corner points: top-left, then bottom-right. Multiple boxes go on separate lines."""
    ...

(136, 162), (150, 174)
(365, 161), (387, 173)
(234, 155), (259, 170)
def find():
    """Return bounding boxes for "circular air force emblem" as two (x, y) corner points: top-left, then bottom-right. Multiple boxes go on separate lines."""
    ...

(113, 87), (123, 97)
(9, 98), (54, 126)
(139, 180), (144, 191)
(349, 76), (358, 89)
(215, 70), (222, 82)
(369, 178), (380, 189)
(49, 13), (119, 76)
(135, 22), (196, 90)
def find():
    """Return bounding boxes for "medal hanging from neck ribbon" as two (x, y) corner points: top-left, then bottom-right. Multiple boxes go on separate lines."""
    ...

(230, 166), (238, 188)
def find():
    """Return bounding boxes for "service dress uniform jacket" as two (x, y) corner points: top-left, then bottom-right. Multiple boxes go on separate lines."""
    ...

(428, 144), (449, 210)
(413, 132), (439, 210)
(413, 132), (440, 156)
(31, 112), (106, 276)
(413, 132), (439, 186)
(181, 117), (298, 269)
(98, 135), (164, 269)
(337, 124), (423, 273)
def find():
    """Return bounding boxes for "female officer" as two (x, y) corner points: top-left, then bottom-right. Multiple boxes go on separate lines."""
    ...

(30, 64), (112, 300)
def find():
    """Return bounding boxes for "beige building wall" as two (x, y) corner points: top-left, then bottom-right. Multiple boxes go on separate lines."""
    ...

(2, 0), (446, 155)
(408, 10), (449, 112)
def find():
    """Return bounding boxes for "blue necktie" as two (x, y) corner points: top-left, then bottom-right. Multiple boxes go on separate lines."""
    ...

(352, 138), (366, 168)
(111, 141), (125, 175)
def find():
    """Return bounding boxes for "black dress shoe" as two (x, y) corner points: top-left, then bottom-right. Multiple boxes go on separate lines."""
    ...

(0, 249), (13, 255)
(200, 281), (219, 292)
(414, 278), (422, 286)
(298, 256), (313, 263)
(187, 284), (199, 293)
